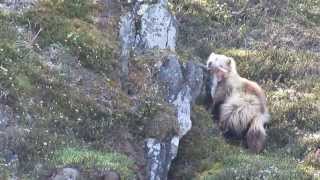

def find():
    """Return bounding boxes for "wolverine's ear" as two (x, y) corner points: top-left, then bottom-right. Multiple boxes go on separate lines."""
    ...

(227, 58), (233, 66)
(210, 52), (216, 58)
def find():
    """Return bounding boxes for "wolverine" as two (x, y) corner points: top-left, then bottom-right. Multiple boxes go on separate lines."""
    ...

(207, 52), (270, 153)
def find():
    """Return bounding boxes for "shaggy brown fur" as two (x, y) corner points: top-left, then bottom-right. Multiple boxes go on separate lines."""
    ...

(207, 52), (270, 153)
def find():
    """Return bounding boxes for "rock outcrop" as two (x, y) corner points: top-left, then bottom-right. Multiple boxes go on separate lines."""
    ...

(0, 0), (36, 12)
(119, 1), (203, 179)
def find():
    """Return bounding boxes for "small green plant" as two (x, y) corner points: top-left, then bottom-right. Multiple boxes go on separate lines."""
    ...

(51, 148), (135, 179)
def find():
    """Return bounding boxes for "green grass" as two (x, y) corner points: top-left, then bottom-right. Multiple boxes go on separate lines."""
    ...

(216, 49), (320, 83)
(51, 147), (135, 179)
(1, 0), (320, 179)
(200, 152), (306, 180)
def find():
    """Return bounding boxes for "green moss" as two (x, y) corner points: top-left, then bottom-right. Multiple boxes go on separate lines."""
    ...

(51, 147), (135, 179)
(200, 152), (307, 180)
(15, 74), (34, 92)
(16, 0), (118, 74)
(0, 15), (17, 43)
(268, 89), (320, 133)
(170, 106), (239, 178)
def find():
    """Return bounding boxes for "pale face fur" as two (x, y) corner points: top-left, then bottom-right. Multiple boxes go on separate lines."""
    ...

(207, 53), (233, 106)
(207, 53), (240, 89)
(206, 53), (231, 71)
(207, 53), (230, 82)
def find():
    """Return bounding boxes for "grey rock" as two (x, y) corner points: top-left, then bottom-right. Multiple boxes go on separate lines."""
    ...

(0, 0), (36, 12)
(103, 170), (121, 180)
(172, 86), (192, 137)
(158, 54), (184, 102)
(119, 13), (136, 89)
(184, 60), (204, 103)
(119, 0), (177, 53)
(119, 1), (202, 179)
(145, 137), (179, 180)
(119, 0), (177, 91)
(52, 168), (80, 180)
(146, 57), (203, 180)
(119, 13), (136, 56)
(139, 1), (176, 50)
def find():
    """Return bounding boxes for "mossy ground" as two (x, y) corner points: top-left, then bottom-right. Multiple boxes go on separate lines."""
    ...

(1, 0), (320, 179)
(50, 147), (135, 179)
(0, 1), (136, 178)
(169, 0), (320, 179)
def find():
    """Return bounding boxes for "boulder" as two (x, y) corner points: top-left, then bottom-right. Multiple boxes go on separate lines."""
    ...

(52, 168), (80, 180)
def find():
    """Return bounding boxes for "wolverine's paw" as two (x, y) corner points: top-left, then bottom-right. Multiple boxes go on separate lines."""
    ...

(246, 129), (266, 154)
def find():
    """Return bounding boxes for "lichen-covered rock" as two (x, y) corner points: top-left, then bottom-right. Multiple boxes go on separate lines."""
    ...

(126, 51), (203, 179)
(184, 60), (204, 103)
(145, 137), (179, 180)
(158, 54), (184, 102)
(139, 0), (177, 50)
(172, 86), (192, 138)
(119, 0), (177, 91)
(51, 168), (80, 180)
(0, 0), (36, 12)
(119, 13), (136, 86)
(103, 171), (121, 180)
(119, 2), (187, 178)
(119, 13), (136, 57)
(119, 0), (176, 52)
(143, 53), (203, 180)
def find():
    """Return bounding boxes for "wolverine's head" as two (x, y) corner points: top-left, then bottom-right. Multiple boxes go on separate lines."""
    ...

(206, 52), (236, 81)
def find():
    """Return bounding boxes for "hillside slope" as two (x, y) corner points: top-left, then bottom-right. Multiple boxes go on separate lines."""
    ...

(0, 0), (319, 179)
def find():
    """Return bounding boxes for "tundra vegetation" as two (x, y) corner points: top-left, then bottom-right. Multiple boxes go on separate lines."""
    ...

(0, 0), (320, 179)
